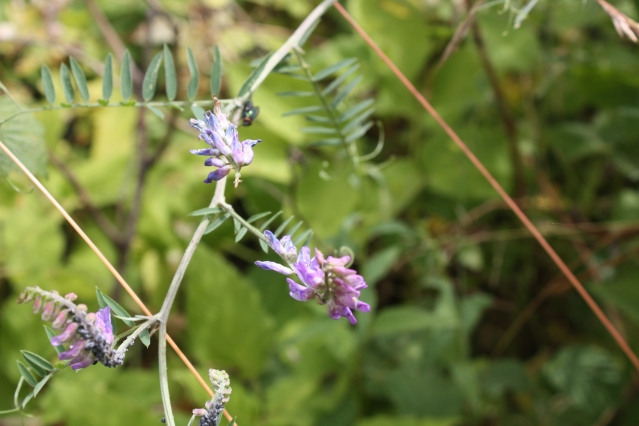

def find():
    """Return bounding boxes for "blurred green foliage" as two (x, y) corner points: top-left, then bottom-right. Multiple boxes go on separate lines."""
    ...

(1, 0), (639, 425)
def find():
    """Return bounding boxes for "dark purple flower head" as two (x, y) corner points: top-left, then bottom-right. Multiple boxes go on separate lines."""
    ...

(255, 232), (370, 324)
(189, 96), (262, 187)
(17, 287), (124, 370)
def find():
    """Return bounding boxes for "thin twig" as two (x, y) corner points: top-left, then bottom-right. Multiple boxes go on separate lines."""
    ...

(333, 1), (639, 372)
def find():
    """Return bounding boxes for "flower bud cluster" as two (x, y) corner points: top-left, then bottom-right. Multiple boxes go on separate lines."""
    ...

(255, 231), (371, 324)
(193, 369), (232, 426)
(189, 96), (261, 187)
(17, 286), (124, 370)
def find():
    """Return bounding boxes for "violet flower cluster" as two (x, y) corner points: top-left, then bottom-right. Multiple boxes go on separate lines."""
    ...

(192, 369), (232, 426)
(255, 231), (370, 324)
(17, 286), (124, 370)
(189, 96), (261, 187)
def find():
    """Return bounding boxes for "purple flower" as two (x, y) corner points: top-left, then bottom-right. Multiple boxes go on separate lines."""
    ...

(189, 96), (262, 187)
(255, 232), (370, 324)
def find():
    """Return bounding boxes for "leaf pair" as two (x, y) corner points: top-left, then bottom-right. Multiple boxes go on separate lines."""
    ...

(16, 349), (57, 408)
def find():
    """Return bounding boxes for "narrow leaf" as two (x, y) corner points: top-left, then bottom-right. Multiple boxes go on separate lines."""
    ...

(298, 18), (319, 47)
(142, 51), (163, 101)
(102, 53), (113, 101)
(17, 362), (37, 387)
(59, 63), (74, 103)
(44, 326), (65, 355)
(22, 356), (46, 377)
(96, 288), (107, 309)
(188, 207), (222, 216)
(204, 212), (230, 234)
(301, 126), (336, 134)
(227, 417), (237, 426)
(139, 329), (151, 348)
(311, 138), (342, 146)
(237, 52), (272, 97)
(121, 50), (133, 100)
(275, 216), (294, 237)
(96, 288), (134, 327)
(314, 58), (357, 81)
(322, 64), (360, 96)
(191, 104), (205, 120)
(346, 120), (374, 142)
(260, 210), (283, 231)
(146, 105), (165, 120)
(277, 91), (315, 97)
(331, 75), (362, 108)
(247, 211), (272, 223)
(22, 351), (54, 372)
(233, 218), (241, 234)
(40, 65), (56, 105)
(273, 64), (302, 73)
(342, 108), (375, 134)
(304, 115), (331, 123)
(282, 105), (323, 117)
(21, 391), (34, 408)
(70, 57), (89, 102)
(294, 229), (313, 246)
(33, 373), (53, 398)
(186, 47), (199, 101)
(163, 45), (177, 101)
(287, 220), (304, 237)
(339, 99), (374, 122)
(259, 239), (269, 253)
(210, 45), (222, 96)
(235, 227), (248, 243)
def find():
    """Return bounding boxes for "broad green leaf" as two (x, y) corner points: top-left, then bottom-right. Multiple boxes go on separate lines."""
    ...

(237, 52), (272, 97)
(345, 120), (374, 142)
(44, 326), (65, 355)
(314, 58), (357, 81)
(210, 45), (222, 96)
(142, 51), (163, 101)
(186, 47), (199, 101)
(0, 98), (47, 177)
(59, 63), (75, 103)
(139, 329), (151, 348)
(163, 45), (177, 101)
(121, 50), (133, 100)
(300, 126), (336, 134)
(322, 64), (360, 96)
(274, 216), (294, 236)
(188, 207), (222, 216)
(282, 105), (323, 116)
(204, 212), (230, 234)
(277, 91), (315, 97)
(17, 361), (37, 387)
(102, 53), (113, 102)
(22, 350), (54, 372)
(146, 105), (164, 120)
(95, 288), (134, 327)
(247, 211), (271, 223)
(331, 75), (363, 108)
(69, 57), (90, 102)
(260, 211), (283, 231)
(339, 99), (374, 122)
(40, 65), (56, 105)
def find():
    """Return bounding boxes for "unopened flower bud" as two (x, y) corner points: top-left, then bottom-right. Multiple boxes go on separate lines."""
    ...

(64, 293), (78, 301)
(33, 295), (43, 314)
(192, 409), (207, 416)
(41, 302), (55, 321)
(85, 312), (96, 324)
(52, 309), (69, 329)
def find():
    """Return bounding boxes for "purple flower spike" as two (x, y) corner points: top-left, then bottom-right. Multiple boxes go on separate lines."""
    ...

(95, 307), (114, 345)
(189, 96), (262, 187)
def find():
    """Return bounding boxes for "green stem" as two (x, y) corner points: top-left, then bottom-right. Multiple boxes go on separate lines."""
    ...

(219, 201), (269, 243)
(116, 315), (160, 352)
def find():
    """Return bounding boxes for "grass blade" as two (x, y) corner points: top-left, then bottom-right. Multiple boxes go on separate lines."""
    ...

(121, 50), (133, 100)
(163, 45), (177, 101)
(142, 51), (163, 101)
(70, 57), (89, 102)
(102, 53), (113, 102)
(40, 65), (56, 105)
(210, 45), (222, 96)
(186, 47), (199, 101)
(59, 63), (74, 103)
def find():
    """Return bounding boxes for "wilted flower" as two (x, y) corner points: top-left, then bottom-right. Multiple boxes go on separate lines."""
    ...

(189, 96), (261, 187)
(17, 287), (124, 370)
(255, 231), (370, 324)
(193, 369), (232, 426)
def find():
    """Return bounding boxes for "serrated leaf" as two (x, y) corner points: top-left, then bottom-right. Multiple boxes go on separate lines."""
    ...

(102, 53), (113, 101)
(40, 65), (55, 105)
(314, 58), (357, 81)
(191, 104), (205, 120)
(142, 51), (163, 101)
(0, 99), (47, 177)
(210, 45), (222, 96)
(163, 45), (177, 101)
(235, 227), (248, 243)
(301, 126), (337, 134)
(260, 210), (283, 231)
(96, 288), (134, 327)
(139, 329), (151, 348)
(204, 212), (230, 234)
(311, 138), (341, 146)
(146, 105), (164, 120)
(188, 207), (222, 216)
(331, 75), (362, 108)
(346, 121), (374, 143)
(70, 57), (89, 102)
(322, 64), (360, 96)
(44, 326), (65, 355)
(121, 50), (133, 100)
(237, 52), (272, 97)
(186, 47), (199, 101)
(277, 91), (315, 97)
(282, 105), (323, 117)
(247, 211), (272, 223)
(304, 115), (331, 123)
(17, 362), (37, 387)
(259, 239), (269, 253)
(275, 216), (294, 237)
(32, 373), (52, 398)
(22, 351), (54, 372)
(59, 63), (74, 103)
(342, 107), (375, 133)
(294, 229), (313, 246)
(339, 99), (374, 122)
(287, 220), (304, 236)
